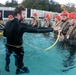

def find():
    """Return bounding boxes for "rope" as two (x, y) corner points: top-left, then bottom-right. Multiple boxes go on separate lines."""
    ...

(25, 30), (60, 50)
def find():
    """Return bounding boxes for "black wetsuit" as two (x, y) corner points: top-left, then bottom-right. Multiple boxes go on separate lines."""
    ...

(3, 18), (54, 70)
(4, 18), (53, 46)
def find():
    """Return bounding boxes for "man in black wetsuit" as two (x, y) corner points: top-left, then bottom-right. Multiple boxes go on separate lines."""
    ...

(3, 5), (59, 74)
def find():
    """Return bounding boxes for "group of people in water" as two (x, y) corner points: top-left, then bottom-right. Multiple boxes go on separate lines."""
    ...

(0, 5), (76, 74)
(53, 11), (76, 71)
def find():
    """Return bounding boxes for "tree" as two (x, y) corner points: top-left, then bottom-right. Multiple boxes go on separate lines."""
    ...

(11, 0), (18, 7)
(5, 0), (18, 7)
(49, 1), (63, 12)
(62, 3), (76, 12)
(22, 0), (50, 10)
(22, 0), (63, 12)
(0, 3), (4, 7)
(5, 0), (11, 7)
(5, 0), (64, 12)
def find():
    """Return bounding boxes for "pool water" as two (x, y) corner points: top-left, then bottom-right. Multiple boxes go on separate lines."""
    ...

(0, 32), (76, 75)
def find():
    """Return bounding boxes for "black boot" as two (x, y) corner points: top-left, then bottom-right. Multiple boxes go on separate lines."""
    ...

(21, 67), (29, 73)
(5, 65), (10, 72)
(16, 68), (23, 74)
(16, 67), (29, 74)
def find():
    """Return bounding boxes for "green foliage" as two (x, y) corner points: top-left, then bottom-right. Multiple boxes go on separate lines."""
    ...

(49, 1), (63, 12)
(5, 0), (18, 7)
(22, 0), (49, 10)
(4, 0), (76, 13)
(63, 3), (76, 12)
(0, 3), (4, 7)
(22, 0), (63, 12)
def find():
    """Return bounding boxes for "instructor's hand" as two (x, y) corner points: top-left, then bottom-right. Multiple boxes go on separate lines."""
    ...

(54, 27), (60, 31)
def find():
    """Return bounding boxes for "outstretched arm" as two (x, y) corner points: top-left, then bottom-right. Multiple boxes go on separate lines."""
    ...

(20, 23), (54, 33)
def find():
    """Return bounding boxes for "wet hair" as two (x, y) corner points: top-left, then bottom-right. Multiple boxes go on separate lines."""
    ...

(13, 5), (25, 17)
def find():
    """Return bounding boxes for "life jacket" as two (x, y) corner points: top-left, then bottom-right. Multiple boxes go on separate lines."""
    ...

(44, 19), (52, 27)
(30, 17), (41, 28)
(66, 24), (76, 39)
(53, 20), (69, 39)
(36, 19), (41, 28)
(66, 25), (76, 46)
(59, 20), (69, 31)
(53, 21), (61, 28)
(33, 17), (41, 28)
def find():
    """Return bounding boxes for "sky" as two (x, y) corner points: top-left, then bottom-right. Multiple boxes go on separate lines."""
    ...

(0, 0), (76, 4)
(54, 0), (76, 4)
(0, 0), (22, 4)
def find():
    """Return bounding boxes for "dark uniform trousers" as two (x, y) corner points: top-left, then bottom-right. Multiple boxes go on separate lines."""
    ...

(5, 45), (24, 69)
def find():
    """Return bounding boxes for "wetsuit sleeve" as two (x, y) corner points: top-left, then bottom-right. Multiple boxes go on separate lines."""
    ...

(20, 23), (54, 33)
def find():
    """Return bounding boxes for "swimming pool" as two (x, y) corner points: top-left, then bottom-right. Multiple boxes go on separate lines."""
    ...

(0, 32), (76, 75)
